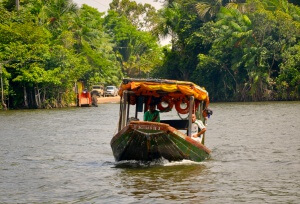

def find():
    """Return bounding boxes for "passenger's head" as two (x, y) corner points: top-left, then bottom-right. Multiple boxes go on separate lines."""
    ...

(192, 114), (196, 122)
(203, 108), (213, 118)
(149, 103), (156, 112)
(202, 110), (208, 118)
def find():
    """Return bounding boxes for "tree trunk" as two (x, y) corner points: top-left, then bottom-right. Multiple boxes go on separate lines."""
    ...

(15, 0), (19, 11)
(0, 72), (7, 110)
(29, 89), (34, 108)
(23, 86), (28, 108)
(36, 86), (42, 108)
(41, 87), (46, 107)
(34, 87), (40, 108)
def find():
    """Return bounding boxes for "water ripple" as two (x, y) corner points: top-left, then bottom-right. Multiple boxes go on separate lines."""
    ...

(0, 102), (299, 203)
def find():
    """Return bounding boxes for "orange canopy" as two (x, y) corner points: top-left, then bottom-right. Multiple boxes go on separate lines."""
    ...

(119, 79), (209, 104)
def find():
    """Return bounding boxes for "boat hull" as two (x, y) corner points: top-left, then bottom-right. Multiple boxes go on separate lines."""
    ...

(110, 121), (211, 162)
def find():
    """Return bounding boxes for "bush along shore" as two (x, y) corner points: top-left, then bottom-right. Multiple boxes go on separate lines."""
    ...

(0, 0), (299, 110)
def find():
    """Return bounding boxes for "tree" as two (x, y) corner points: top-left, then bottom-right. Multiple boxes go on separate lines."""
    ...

(104, 10), (161, 78)
(276, 44), (300, 100)
(193, 0), (300, 101)
(0, 2), (124, 108)
(153, 2), (182, 47)
(37, 0), (78, 37)
(71, 5), (123, 85)
(109, 0), (158, 31)
(153, 0), (208, 80)
(195, 0), (247, 22)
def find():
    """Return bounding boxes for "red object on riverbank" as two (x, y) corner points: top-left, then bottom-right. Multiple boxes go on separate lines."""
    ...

(78, 91), (92, 107)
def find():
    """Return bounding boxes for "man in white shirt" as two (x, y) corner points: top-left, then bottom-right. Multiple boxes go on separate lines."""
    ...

(191, 114), (206, 143)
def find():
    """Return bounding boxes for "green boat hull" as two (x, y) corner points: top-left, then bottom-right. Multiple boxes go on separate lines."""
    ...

(110, 121), (211, 162)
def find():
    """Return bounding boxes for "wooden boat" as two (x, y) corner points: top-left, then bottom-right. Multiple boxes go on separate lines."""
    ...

(110, 78), (211, 162)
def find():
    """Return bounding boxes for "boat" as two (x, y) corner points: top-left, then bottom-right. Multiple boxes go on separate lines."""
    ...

(110, 78), (212, 162)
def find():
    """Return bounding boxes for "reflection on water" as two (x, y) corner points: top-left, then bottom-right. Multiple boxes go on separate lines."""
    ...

(0, 102), (299, 203)
(115, 160), (208, 203)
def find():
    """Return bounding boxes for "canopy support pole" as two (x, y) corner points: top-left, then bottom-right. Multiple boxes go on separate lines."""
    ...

(188, 96), (194, 137)
(121, 91), (128, 129)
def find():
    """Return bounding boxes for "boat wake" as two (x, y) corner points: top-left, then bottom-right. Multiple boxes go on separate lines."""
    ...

(163, 159), (204, 166)
(113, 158), (204, 168)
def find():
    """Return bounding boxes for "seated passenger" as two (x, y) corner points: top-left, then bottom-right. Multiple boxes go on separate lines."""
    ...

(144, 103), (160, 122)
(191, 114), (206, 142)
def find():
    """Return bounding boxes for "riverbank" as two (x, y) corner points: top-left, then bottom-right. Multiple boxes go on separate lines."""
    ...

(97, 96), (120, 104)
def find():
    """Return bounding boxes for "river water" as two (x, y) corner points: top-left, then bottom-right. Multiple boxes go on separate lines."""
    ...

(0, 102), (299, 203)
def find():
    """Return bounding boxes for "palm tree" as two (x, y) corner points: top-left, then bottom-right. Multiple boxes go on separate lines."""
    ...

(195, 0), (223, 22)
(195, 0), (247, 22)
(153, 2), (182, 47)
(41, 0), (78, 31)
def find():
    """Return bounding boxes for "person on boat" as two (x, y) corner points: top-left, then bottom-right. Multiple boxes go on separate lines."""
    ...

(191, 113), (206, 142)
(144, 103), (160, 122)
(203, 107), (213, 120)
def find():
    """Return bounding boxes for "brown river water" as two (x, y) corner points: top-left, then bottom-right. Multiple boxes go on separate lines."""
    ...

(0, 101), (299, 203)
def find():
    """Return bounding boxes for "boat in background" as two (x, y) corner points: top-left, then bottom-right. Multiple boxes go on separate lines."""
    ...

(110, 78), (211, 162)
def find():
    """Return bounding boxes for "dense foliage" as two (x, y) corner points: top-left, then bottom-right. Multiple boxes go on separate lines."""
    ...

(0, 0), (161, 109)
(153, 0), (300, 101)
(0, 0), (299, 109)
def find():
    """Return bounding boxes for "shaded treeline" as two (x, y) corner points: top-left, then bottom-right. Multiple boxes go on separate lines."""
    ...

(152, 0), (299, 101)
(0, 0), (161, 109)
(0, 0), (299, 109)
